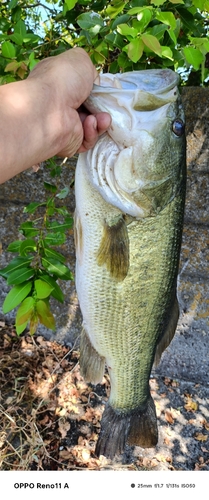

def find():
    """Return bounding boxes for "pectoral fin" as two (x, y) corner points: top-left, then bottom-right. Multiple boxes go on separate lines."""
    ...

(154, 296), (179, 367)
(97, 215), (129, 281)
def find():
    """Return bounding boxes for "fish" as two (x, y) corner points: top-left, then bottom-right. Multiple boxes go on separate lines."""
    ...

(74, 69), (186, 459)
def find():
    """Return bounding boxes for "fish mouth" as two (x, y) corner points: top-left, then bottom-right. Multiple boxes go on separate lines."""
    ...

(93, 69), (179, 94)
(86, 69), (180, 112)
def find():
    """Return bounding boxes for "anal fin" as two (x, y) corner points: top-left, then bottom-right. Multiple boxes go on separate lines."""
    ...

(154, 296), (179, 367)
(97, 215), (129, 281)
(95, 396), (158, 459)
(79, 327), (105, 385)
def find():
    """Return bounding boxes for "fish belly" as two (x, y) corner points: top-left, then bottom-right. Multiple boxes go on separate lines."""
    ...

(75, 153), (185, 458)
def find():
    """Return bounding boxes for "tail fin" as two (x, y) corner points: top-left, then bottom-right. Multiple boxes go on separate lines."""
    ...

(95, 396), (158, 459)
(79, 327), (106, 385)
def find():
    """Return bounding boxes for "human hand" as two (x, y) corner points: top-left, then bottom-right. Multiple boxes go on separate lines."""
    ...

(28, 48), (111, 158)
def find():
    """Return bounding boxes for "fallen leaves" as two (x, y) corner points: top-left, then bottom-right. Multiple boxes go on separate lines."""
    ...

(164, 408), (180, 424)
(0, 326), (209, 471)
(195, 433), (208, 442)
(0, 327), (111, 471)
(184, 395), (198, 412)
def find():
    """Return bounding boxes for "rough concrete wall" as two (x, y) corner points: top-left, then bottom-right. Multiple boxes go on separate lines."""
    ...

(154, 87), (209, 384)
(0, 87), (209, 384)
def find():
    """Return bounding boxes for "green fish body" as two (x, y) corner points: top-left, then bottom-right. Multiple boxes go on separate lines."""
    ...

(74, 70), (186, 458)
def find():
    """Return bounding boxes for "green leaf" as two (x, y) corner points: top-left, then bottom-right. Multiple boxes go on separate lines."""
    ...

(10, 33), (23, 45)
(117, 24), (138, 38)
(44, 232), (66, 246)
(141, 33), (162, 56)
(23, 34), (41, 44)
(19, 239), (37, 256)
(28, 312), (39, 335)
(167, 29), (177, 46)
(183, 47), (204, 70)
(7, 267), (34, 285)
(7, 240), (22, 252)
(189, 37), (209, 53)
(16, 296), (35, 326)
(161, 46), (173, 61)
(55, 206), (69, 216)
(0, 256), (33, 278)
(147, 23), (167, 41)
(16, 320), (29, 335)
(47, 218), (73, 233)
(42, 245), (66, 264)
(40, 274), (64, 303)
(56, 187), (70, 199)
(41, 257), (73, 280)
(136, 8), (153, 32)
(155, 11), (177, 30)
(4, 61), (19, 73)
(123, 38), (144, 63)
(14, 19), (27, 37)
(44, 181), (57, 193)
(19, 221), (39, 238)
(111, 14), (130, 30)
(34, 279), (54, 299)
(64, 0), (77, 11)
(36, 300), (56, 330)
(8, 0), (19, 9)
(3, 282), (32, 313)
(177, 8), (198, 34)
(24, 202), (46, 214)
(1, 41), (16, 59)
(28, 52), (39, 71)
(150, 0), (166, 5)
(105, 1), (126, 19)
(105, 32), (125, 50)
(77, 12), (104, 30)
(128, 6), (153, 15)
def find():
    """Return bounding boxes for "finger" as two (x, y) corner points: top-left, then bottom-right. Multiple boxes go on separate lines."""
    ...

(96, 112), (112, 135)
(77, 114), (97, 153)
(77, 112), (111, 153)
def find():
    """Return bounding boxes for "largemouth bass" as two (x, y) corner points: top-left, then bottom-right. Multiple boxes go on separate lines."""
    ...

(74, 69), (186, 459)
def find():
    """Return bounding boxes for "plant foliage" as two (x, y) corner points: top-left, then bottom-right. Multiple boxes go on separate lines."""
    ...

(0, 159), (73, 335)
(0, 0), (209, 84)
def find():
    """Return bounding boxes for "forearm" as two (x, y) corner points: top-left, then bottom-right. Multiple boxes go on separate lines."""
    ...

(0, 78), (75, 184)
(0, 48), (111, 185)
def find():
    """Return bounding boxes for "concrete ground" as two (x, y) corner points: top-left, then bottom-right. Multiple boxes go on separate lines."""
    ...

(0, 87), (208, 470)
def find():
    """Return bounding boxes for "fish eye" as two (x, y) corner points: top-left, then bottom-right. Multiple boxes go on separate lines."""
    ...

(172, 119), (185, 137)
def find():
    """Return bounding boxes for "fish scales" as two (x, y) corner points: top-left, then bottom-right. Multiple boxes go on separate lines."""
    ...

(74, 69), (186, 458)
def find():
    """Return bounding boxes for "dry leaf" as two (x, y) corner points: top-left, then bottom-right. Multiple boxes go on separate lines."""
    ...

(155, 453), (167, 463)
(184, 397), (198, 412)
(142, 457), (151, 467)
(203, 420), (209, 431)
(58, 420), (71, 439)
(59, 449), (72, 460)
(165, 409), (174, 424)
(195, 433), (208, 442)
(201, 447), (209, 453)
(164, 436), (171, 446)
